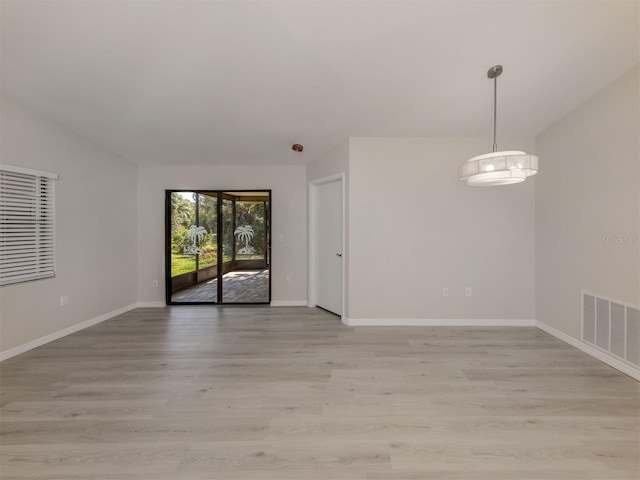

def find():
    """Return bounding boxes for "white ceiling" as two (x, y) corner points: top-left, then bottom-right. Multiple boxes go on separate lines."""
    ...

(1, 1), (638, 166)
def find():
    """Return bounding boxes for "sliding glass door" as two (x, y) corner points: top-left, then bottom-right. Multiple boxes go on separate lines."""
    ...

(166, 190), (270, 304)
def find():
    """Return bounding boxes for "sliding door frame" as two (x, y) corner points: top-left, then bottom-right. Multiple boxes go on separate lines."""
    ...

(165, 189), (272, 305)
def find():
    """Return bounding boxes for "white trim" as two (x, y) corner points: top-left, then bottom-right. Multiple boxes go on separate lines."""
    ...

(310, 173), (345, 186)
(0, 163), (59, 179)
(536, 320), (640, 381)
(0, 303), (138, 362)
(136, 301), (166, 308)
(270, 300), (308, 307)
(307, 181), (317, 308)
(580, 290), (586, 348)
(308, 173), (346, 319)
(343, 318), (535, 327)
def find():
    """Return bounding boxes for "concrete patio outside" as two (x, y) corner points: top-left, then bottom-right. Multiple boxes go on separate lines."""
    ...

(171, 269), (269, 303)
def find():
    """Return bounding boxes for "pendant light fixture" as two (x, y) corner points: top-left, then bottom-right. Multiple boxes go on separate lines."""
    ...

(459, 65), (538, 186)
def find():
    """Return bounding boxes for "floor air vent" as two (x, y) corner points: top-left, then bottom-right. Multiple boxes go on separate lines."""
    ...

(583, 292), (640, 368)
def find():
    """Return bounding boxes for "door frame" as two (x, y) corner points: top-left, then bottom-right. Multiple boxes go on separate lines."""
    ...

(308, 174), (346, 322)
(165, 189), (272, 305)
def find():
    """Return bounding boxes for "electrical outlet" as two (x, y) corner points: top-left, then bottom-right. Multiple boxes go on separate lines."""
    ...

(442, 287), (449, 297)
(465, 287), (473, 297)
(60, 295), (69, 307)
(152, 279), (159, 288)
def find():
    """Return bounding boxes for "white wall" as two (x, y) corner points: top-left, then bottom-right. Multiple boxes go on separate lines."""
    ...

(348, 137), (536, 321)
(137, 164), (307, 304)
(0, 95), (138, 353)
(307, 141), (349, 182)
(535, 65), (640, 339)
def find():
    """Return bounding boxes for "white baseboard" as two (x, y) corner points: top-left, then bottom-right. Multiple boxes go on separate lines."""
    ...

(343, 318), (535, 327)
(270, 300), (308, 307)
(136, 301), (166, 308)
(535, 320), (640, 381)
(0, 303), (139, 362)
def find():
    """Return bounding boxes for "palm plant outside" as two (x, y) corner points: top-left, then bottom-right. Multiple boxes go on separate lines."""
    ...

(171, 194), (194, 230)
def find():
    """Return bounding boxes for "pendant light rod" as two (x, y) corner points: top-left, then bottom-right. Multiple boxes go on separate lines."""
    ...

(492, 71), (497, 152)
(488, 65), (503, 153)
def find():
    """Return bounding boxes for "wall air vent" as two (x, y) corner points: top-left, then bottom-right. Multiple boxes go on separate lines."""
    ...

(582, 292), (640, 368)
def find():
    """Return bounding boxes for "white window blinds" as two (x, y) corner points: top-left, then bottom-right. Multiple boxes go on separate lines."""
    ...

(0, 165), (58, 286)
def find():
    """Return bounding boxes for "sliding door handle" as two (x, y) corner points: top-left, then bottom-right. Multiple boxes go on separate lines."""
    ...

(336, 253), (342, 257)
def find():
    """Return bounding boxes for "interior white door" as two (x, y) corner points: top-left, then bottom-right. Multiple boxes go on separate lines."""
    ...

(316, 179), (343, 315)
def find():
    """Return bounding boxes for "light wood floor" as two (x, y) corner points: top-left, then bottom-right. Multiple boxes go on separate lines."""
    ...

(1, 307), (638, 479)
